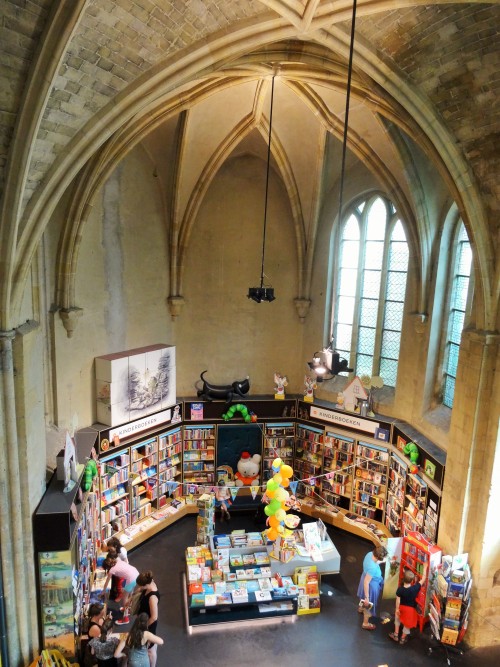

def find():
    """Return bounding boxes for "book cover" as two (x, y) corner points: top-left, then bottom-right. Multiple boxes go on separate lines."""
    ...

(204, 593), (217, 606)
(259, 578), (272, 591)
(216, 592), (232, 604)
(190, 594), (205, 607)
(254, 590), (272, 601)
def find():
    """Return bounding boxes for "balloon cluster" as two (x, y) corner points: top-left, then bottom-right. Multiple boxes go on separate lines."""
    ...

(263, 458), (298, 541)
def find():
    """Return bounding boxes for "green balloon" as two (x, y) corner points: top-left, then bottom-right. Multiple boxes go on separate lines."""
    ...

(268, 498), (281, 513)
(267, 479), (279, 492)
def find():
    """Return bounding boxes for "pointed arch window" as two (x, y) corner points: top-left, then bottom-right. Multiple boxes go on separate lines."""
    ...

(332, 195), (409, 387)
(442, 222), (472, 407)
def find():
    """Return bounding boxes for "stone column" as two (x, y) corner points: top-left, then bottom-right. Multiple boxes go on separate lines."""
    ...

(0, 326), (43, 666)
(439, 330), (500, 646)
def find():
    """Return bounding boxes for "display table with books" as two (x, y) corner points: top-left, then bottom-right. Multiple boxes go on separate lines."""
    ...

(267, 529), (341, 578)
(184, 534), (298, 631)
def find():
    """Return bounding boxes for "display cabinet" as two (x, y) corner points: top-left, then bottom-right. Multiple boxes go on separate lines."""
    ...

(183, 424), (216, 486)
(400, 531), (442, 631)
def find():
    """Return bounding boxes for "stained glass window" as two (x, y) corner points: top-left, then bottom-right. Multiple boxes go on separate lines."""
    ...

(442, 222), (471, 408)
(332, 196), (408, 387)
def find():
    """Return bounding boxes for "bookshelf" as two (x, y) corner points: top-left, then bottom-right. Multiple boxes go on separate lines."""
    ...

(99, 449), (130, 541)
(352, 441), (389, 522)
(295, 424), (323, 493)
(157, 426), (183, 507)
(385, 452), (407, 535)
(403, 472), (427, 533)
(400, 531), (442, 631)
(262, 422), (295, 481)
(321, 431), (354, 511)
(183, 424), (216, 487)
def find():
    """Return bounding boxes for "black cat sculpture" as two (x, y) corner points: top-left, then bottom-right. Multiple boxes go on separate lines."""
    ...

(196, 370), (250, 403)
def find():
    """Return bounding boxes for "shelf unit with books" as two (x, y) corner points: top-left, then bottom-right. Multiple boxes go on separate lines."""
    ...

(157, 426), (183, 508)
(400, 530), (442, 631)
(99, 449), (131, 541)
(130, 436), (158, 524)
(385, 452), (407, 535)
(352, 441), (389, 522)
(183, 424), (216, 487)
(262, 422), (295, 481)
(321, 431), (354, 511)
(295, 423), (323, 492)
(403, 472), (427, 533)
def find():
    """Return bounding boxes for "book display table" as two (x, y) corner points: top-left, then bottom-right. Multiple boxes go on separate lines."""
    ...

(267, 534), (341, 578)
(183, 533), (299, 632)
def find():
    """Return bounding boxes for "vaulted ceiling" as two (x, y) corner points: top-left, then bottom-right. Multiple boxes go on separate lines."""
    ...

(1, 1), (499, 328)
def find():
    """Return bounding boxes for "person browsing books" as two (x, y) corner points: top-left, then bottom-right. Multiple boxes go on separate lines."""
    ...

(135, 571), (160, 667)
(114, 613), (163, 667)
(389, 565), (427, 644)
(357, 545), (388, 630)
(101, 557), (139, 625)
(215, 479), (232, 520)
(88, 617), (121, 667)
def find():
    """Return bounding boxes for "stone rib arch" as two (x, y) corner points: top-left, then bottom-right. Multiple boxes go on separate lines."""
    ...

(7, 30), (494, 331)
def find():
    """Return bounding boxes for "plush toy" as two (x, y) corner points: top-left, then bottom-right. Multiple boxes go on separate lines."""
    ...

(234, 452), (261, 486)
(82, 458), (98, 491)
(404, 441), (420, 473)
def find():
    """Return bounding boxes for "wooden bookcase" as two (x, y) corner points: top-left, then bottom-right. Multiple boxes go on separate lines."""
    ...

(295, 423), (323, 499)
(385, 452), (407, 535)
(157, 425), (183, 506)
(403, 472), (427, 533)
(352, 441), (389, 522)
(262, 422), (295, 482)
(320, 431), (354, 511)
(183, 424), (216, 487)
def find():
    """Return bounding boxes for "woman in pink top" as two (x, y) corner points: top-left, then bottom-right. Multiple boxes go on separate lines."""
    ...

(101, 556), (139, 625)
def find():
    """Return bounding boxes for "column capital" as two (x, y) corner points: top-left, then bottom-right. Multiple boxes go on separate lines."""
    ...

(167, 295), (185, 319)
(59, 307), (83, 338)
(462, 328), (500, 346)
(294, 298), (311, 322)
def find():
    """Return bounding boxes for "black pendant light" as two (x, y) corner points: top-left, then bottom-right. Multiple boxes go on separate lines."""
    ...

(247, 75), (276, 303)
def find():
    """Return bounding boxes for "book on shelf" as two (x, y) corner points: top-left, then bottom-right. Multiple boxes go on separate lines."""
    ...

(216, 592), (233, 605)
(259, 578), (273, 591)
(190, 594), (205, 607)
(231, 588), (249, 603)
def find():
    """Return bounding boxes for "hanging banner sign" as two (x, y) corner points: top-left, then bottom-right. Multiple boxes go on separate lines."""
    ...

(229, 487), (239, 502)
(310, 405), (378, 434)
(108, 408), (172, 443)
(250, 485), (259, 500)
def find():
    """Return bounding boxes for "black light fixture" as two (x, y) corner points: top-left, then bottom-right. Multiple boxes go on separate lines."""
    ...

(247, 74), (277, 303)
(307, 1), (358, 378)
(307, 338), (353, 382)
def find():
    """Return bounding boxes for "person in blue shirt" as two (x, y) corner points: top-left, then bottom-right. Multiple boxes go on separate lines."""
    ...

(357, 545), (388, 630)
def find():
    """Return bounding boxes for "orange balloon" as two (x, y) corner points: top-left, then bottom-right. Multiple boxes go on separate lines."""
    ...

(266, 489), (276, 498)
(268, 515), (280, 528)
(281, 477), (290, 487)
(267, 527), (279, 540)
(280, 464), (293, 478)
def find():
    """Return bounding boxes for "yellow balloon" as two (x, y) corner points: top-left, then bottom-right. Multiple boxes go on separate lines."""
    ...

(280, 464), (293, 478)
(273, 457), (283, 469)
(274, 488), (289, 502)
(277, 524), (285, 535)
(273, 473), (283, 486)
(275, 509), (286, 522)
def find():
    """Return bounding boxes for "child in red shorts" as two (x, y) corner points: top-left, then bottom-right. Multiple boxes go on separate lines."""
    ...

(389, 565), (426, 644)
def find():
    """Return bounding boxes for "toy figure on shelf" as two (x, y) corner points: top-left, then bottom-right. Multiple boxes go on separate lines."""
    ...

(274, 372), (288, 400)
(303, 375), (317, 403)
(234, 452), (261, 486)
(404, 442), (420, 473)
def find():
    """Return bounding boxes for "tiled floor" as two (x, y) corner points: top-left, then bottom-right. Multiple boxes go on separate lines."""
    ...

(122, 511), (500, 667)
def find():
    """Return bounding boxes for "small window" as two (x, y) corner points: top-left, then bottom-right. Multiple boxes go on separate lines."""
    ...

(442, 222), (472, 407)
(332, 196), (408, 387)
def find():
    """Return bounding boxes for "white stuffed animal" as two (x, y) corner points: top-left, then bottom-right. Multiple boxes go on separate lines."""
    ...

(234, 451), (261, 486)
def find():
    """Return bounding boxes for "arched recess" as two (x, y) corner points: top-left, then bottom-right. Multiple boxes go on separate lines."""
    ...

(7, 34), (494, 333)
(54, 66), (418, 328)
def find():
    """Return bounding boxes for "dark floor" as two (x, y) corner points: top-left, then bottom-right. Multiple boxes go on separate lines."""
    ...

(116, 511), (499, 667)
